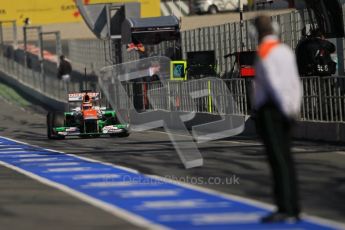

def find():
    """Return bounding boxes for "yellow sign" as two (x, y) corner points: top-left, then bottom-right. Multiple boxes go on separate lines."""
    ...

(0, 0), (160, 25)
(170, 61), (187, 81)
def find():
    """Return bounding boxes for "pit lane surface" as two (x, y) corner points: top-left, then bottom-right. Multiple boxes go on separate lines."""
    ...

(0, 97), (344, 229)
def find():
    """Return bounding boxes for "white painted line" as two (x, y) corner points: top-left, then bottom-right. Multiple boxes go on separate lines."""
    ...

(136, 199), (230, 210)
(159, 212), (264, 225)
(1, 136), (139, 174)
(1, 136), (345, 229)
(44, 167), (93, 173)
(146, 130), (260, 146)
(0, 147), (23, 150)
(9, 154), (45, 158)
(41, 162), (80, 167)
(72, 174), (120, 180)
(146, 174), (345, 229)
(291, 147), (345, 157)
(18, 157), (59, 162)
(117, 190), (180, 198)
(0, 156), (167, 230)
(334, 151), (345, 156)
(302, 215), (345, 230)
(148, 130), (345, 157)
(0, 150), (29, 154)
(82, 181), (137, 188)
(147, 174), (273, 210)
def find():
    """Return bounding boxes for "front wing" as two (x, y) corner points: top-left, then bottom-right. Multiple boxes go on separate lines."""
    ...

(53, 124), (129, 137)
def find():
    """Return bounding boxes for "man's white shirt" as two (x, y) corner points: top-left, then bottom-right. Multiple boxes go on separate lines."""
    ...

(254, 35), (303, 118)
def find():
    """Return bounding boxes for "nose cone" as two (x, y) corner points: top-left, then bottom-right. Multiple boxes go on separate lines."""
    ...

(83, 109), (98, 120)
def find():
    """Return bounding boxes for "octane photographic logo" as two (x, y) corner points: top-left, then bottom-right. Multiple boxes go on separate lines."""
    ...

(99, 57), (246, 169)
(102, 173), (240, 186)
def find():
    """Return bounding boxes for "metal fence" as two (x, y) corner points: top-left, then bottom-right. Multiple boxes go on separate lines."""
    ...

(1, 9), (345, 123)
(0, 52), (66, 100)
(181, 10), (310, 77)
(0, 20), (17, 48)
(104, 76), (345, 123)
(1, 41), (345, 123)
(0, 45), (98, 102)
(148, 79), (249, 115)
(301, 76), (345, 122)
(0, 21), (100, 102)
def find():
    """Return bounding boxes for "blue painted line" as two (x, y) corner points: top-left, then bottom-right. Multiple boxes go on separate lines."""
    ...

(0, 136), (342, 230)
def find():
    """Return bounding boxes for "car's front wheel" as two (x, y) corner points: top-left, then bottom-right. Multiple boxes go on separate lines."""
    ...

(47, 112), (65, 140)
(118, 132), (130, 137)
(110, 131), (130, 138)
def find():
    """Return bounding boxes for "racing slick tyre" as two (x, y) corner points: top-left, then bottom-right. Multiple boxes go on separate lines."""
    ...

(117, 132), (130, 138)
(109, 131), (130, 138)
(47, 112), (65, 140)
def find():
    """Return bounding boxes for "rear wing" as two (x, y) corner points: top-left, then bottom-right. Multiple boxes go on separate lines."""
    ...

(68, 92), (100, 102)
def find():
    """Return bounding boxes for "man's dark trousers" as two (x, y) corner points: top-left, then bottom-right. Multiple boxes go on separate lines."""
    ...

(256, 103), (300, 216)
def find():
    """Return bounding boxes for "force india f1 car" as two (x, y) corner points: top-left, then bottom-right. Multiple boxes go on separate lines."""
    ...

(47, 91), (130, 139)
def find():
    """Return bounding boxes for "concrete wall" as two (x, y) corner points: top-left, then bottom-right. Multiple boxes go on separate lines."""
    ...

(0, 70), (67, 112)
(185, 113), (345, 143)
(294, 121), (345, 142)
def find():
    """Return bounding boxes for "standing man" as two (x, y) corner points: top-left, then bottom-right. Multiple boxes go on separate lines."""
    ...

(58, 55), (72, 82)
(57, 55), (72, 92)
(252, 15), (302, 223)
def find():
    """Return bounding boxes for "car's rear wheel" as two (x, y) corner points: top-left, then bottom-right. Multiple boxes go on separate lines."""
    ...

(208, 5), (218, 14)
